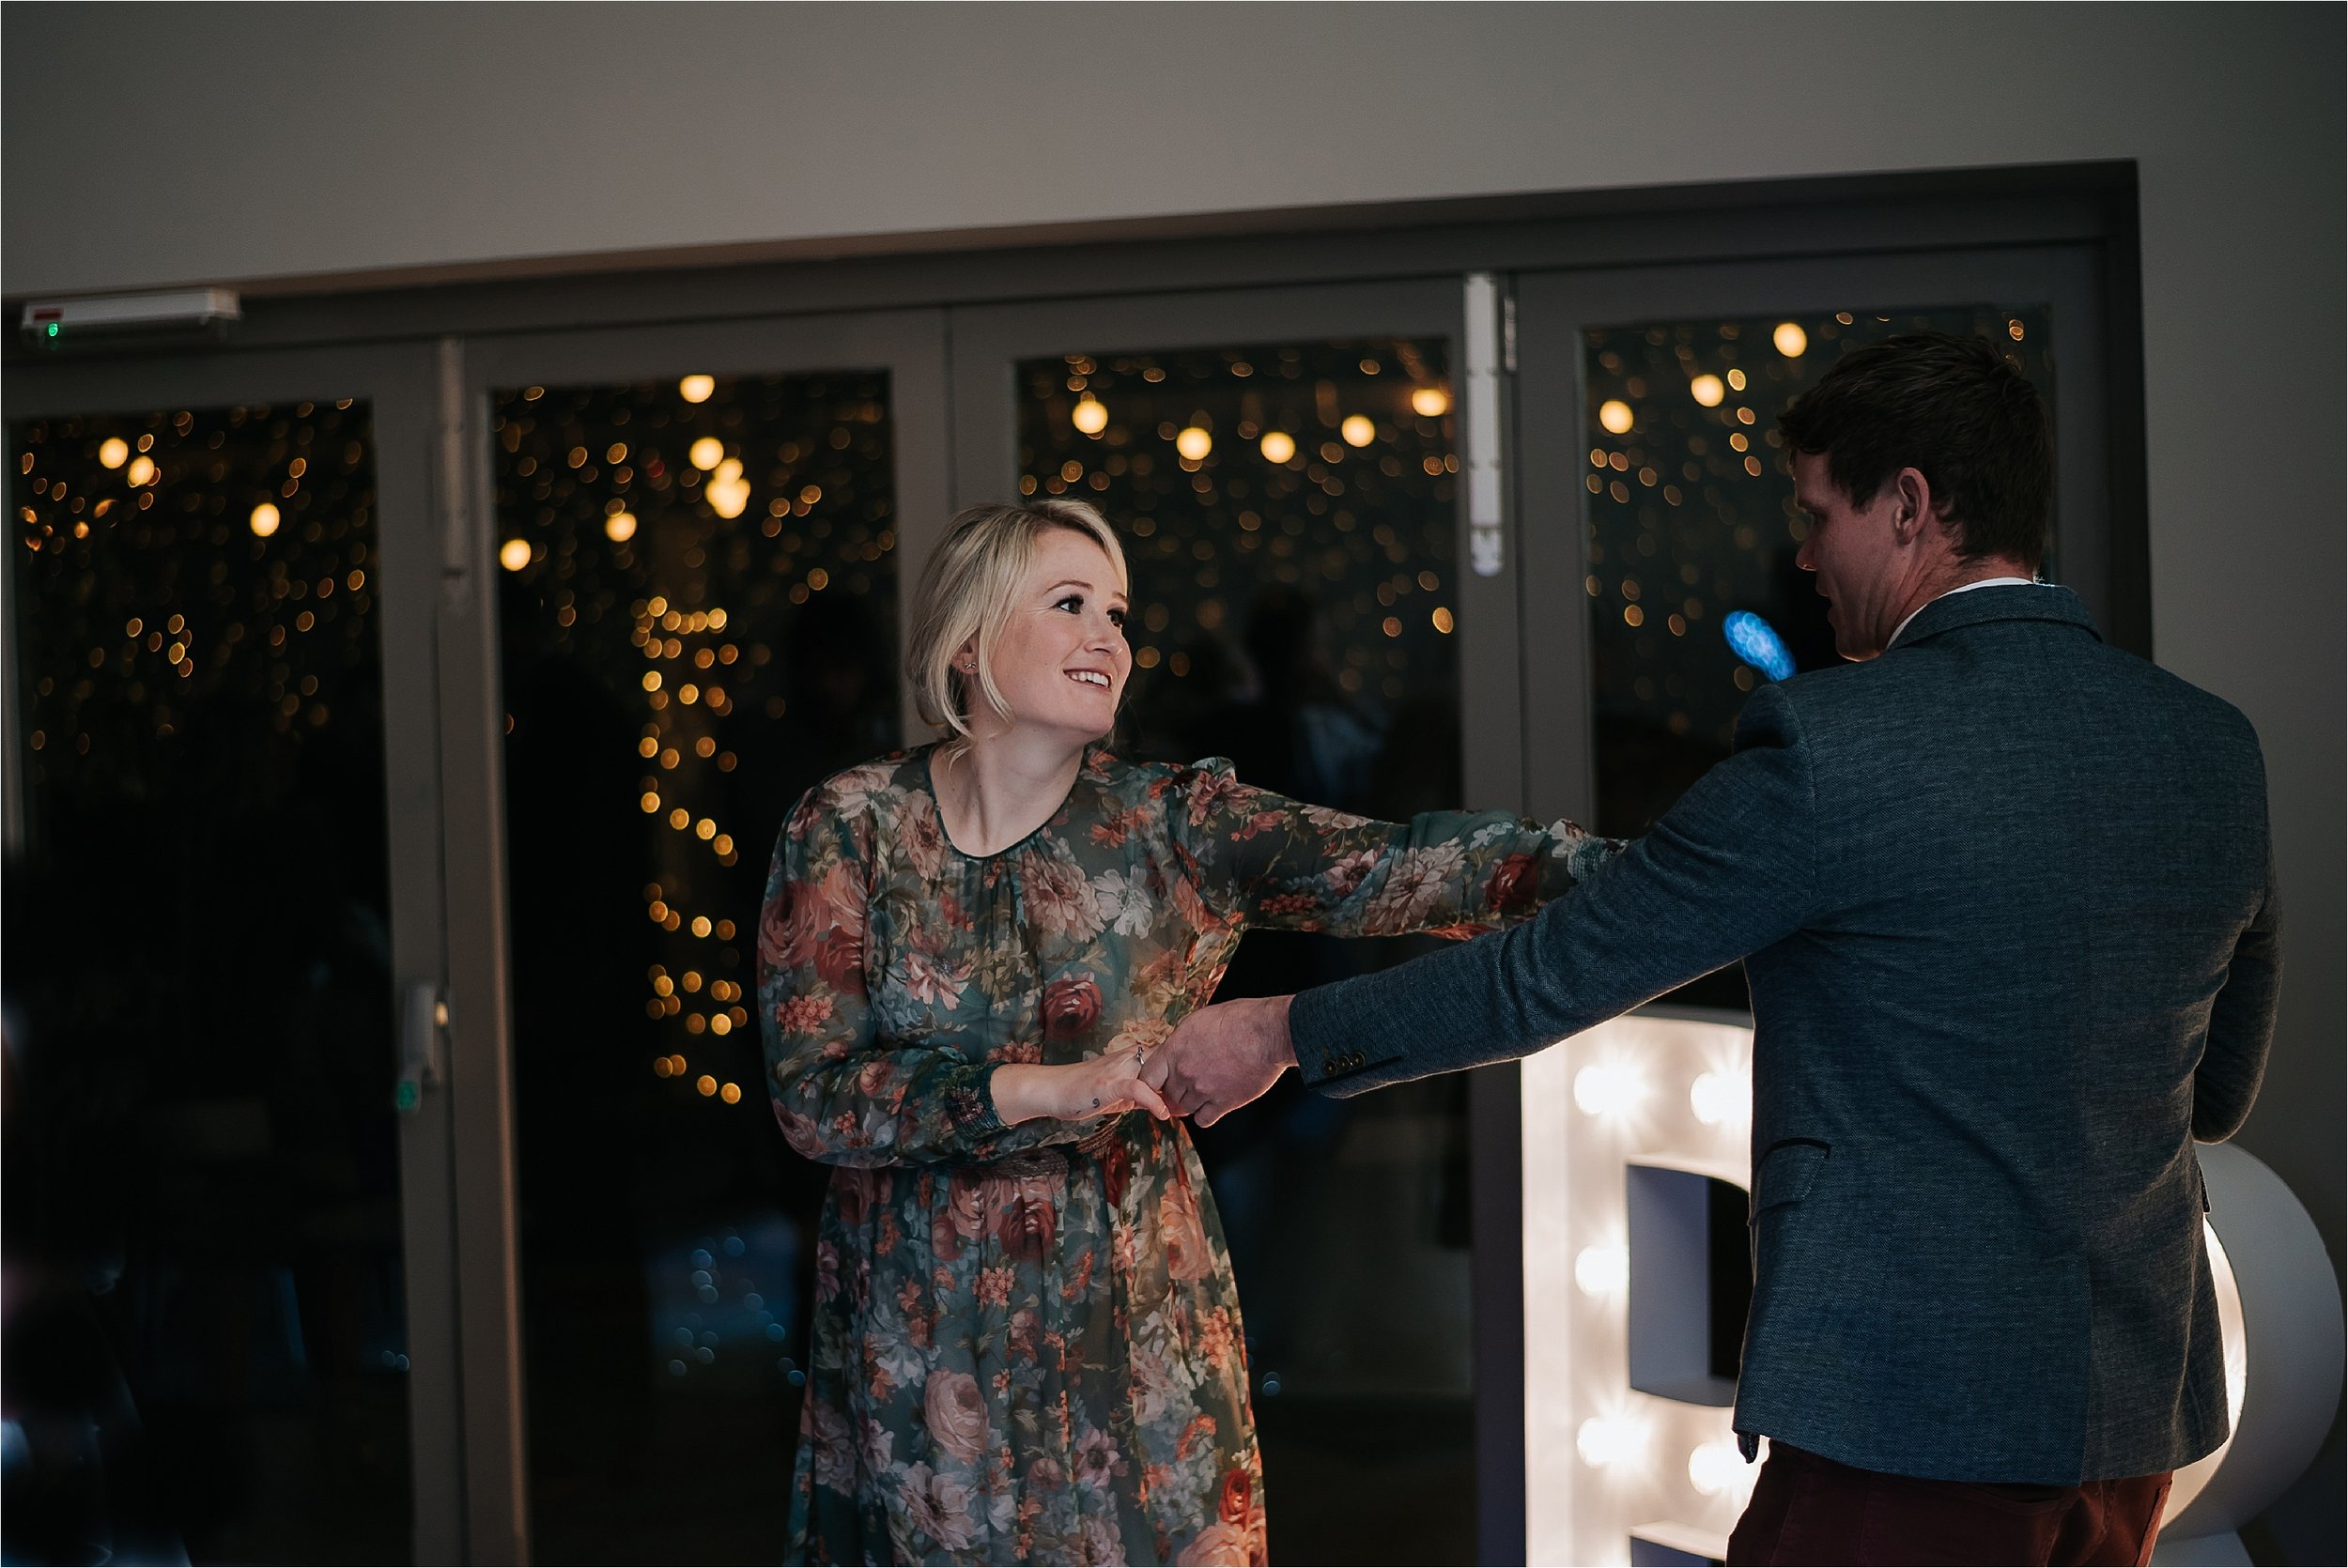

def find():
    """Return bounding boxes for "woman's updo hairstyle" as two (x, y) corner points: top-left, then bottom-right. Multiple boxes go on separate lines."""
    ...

(906, 499), (1129, 738)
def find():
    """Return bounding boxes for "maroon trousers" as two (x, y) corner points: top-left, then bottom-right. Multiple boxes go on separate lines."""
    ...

(1725, 1443), (2173, 1567)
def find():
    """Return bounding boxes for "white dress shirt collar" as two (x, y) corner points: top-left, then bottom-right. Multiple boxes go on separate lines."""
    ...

(1889, 576), (2038, 649)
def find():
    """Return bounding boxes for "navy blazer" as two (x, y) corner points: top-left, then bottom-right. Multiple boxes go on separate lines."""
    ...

(1290, 585), (2279, 1483)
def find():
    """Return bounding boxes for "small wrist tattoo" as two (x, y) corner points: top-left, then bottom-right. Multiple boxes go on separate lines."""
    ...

(1091, 1097), (1102, 1109)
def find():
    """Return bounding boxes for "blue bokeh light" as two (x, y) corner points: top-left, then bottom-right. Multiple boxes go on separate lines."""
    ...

(1722, 610), (1797, 682)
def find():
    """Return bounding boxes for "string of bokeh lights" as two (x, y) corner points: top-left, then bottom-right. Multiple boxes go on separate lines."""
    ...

(14, 400), (378, 773)
(491, 372), (891, 1110)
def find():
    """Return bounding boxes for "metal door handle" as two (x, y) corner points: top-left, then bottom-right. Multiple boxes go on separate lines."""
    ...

(398, 980), (446, 1112)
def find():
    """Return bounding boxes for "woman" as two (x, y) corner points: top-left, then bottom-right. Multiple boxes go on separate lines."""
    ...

(759, 500), (1614, 1564)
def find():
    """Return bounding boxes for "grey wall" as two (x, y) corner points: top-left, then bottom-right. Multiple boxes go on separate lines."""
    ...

(6, 0), (2341, 1545)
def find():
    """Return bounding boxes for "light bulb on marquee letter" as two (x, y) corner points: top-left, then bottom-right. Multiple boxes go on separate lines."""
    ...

(1691, 1070), (1739, 1126)
(1688, 1440), (1742, 1498)
(1573, 1062), (1643, 1118)
(1577, 1415), (1643, 1468)
(1575, 1245), (1629, 1298)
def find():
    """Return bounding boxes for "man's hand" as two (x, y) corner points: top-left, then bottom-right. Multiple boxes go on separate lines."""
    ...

(1142, 995), (1299, 1126)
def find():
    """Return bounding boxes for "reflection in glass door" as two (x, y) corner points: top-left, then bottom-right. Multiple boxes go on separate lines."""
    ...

(1578, 304), (2057, 837)
(1012, 332), (1483, 1566)
(1575, 303), (2059, 1010)
(6, 401), (411, 1561)
(489, 370), (902, 1562)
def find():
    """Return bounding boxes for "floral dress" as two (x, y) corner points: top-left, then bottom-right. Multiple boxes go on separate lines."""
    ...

(758, 745), (1612, 1565)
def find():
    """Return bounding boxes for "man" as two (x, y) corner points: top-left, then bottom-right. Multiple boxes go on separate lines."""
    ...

(1145, 333), (2279, 1566)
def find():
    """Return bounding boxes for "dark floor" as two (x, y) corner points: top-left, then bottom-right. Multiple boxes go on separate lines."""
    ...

(525, 1386), (1477, 1565)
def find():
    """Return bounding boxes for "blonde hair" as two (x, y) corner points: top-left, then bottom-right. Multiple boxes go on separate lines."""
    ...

(907, 499), (1130, 738)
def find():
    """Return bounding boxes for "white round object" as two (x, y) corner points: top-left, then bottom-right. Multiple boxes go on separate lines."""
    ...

(2159, 1142), (2343, 1537)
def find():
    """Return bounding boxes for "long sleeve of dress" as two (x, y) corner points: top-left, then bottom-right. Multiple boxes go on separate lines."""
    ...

(1165, 757), (1617, 938)
(759, 791), (1017, 1168)
(1289, 682), (1820, 1096)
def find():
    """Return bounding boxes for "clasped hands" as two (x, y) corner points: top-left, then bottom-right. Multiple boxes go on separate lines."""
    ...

(992, 995), (1299, 1129)
(1138, 995), (1298, 1127)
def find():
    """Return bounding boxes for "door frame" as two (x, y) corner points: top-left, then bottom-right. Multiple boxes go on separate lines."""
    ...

(1, 341), (469, 1565)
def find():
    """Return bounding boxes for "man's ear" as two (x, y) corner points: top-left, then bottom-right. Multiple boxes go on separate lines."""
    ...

(1889, 467), (1935, 545)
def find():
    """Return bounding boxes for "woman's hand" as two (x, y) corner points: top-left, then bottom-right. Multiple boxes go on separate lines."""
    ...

(992, 1044), (1172, 1126)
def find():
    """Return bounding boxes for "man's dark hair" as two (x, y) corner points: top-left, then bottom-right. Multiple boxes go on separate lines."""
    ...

(1777, 331), (2052, 571)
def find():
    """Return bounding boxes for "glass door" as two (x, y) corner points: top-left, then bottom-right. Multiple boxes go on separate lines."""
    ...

(2, 344), (461, 1562)
(1513, 244), (2119, 849)
(1507, 244), (2123, 1564)
(949, 280), (1524, 1567)
(456, 311), (949, 1563)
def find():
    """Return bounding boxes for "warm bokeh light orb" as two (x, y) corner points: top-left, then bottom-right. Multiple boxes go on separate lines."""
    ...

(1174, 426), (1213, 461)
(1598, 399), (1635, 435)
(126, 455), (157, 486)
(1690, 375), (1726, 407)
(1410, 386), (1451, 418)
(499, 537), (532, 572)
(248, 501), (281, 537)
(1773, 321), (1809, 358)
(688, 437), (725, 471)
(1340, 414), (1376, 447)
(98, 437), (130, 469)
(678, 375), (716, 404)
(605, 511), (638, 542)
(1072, 397), (1108, 435)
(707, 458), (749, 518)
(1259, 430), (1296, 464)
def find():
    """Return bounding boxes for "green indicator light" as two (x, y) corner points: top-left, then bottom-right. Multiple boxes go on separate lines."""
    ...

(45, 322), (58, 337)
(395, 1080), (420, 1112)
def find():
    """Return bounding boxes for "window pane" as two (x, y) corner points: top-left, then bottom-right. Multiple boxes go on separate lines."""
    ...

(7, 402), (409, 1562)
(490, 372), (898, 1562)
(1019, 339), (1478, 1565)
(1581, 306), (2054, 1007)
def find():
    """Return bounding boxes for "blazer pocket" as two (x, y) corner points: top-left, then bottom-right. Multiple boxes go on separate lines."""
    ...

(1750, 1138), (1830, 1222)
